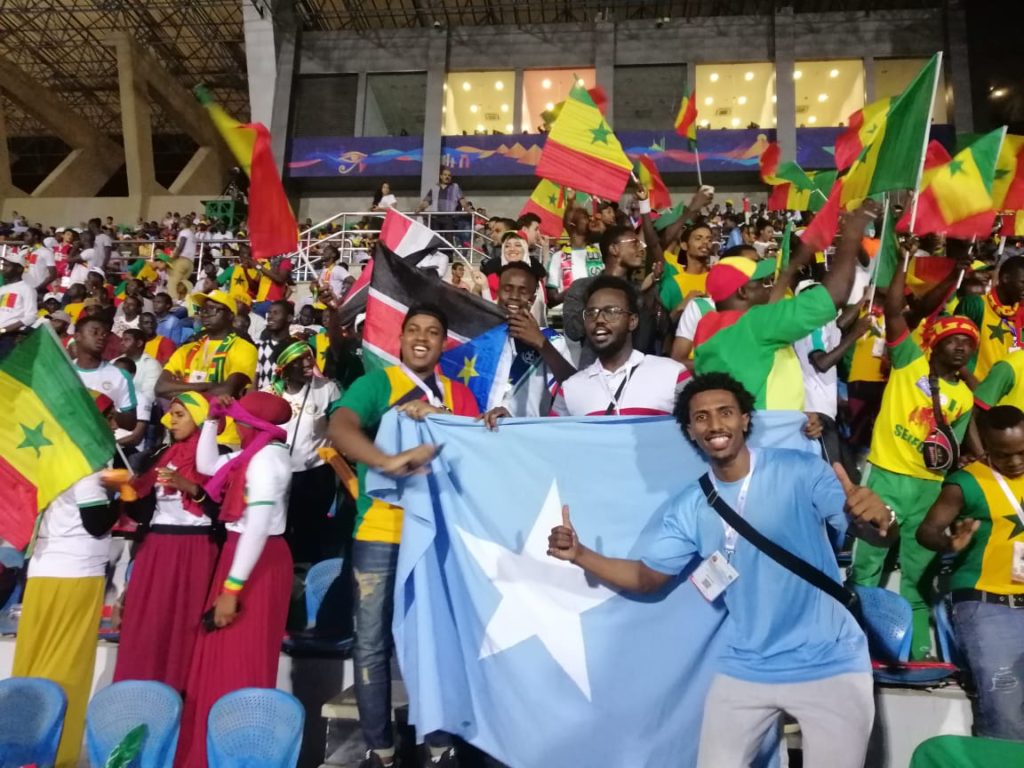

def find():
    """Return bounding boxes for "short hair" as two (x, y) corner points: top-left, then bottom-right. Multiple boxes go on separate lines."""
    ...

(403, 302), (448, 334)
(270, 299), (294, 316)
(722, 244), (758, 259)
(122, 328), (146, 345)
(498, 261), (538, 284)
(153, 292), (172, 303)
(673, 372), (756, 447)
(139, 311), (156, 322)
(584, 274), (639, 315)
(1001, 255), (1024, 277)
(75, 314), (110, 334)
(681, 220), (713, 243)
(979, 405), (1024, 433)
(599, 224), (632, 261)
(755, 217), (773, 234)
(518, 212), (541, 229)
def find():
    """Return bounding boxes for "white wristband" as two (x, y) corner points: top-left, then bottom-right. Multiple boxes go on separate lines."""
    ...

(638, 198), (652, 215)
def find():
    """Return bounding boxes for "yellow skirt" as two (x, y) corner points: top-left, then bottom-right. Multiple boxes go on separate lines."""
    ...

(12, 576), (105, 768)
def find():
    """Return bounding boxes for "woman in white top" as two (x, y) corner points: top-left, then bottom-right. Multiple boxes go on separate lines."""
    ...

(175, 391), (294, 768)
(265, 338), (342, 566)
(112, 391), (219, 693)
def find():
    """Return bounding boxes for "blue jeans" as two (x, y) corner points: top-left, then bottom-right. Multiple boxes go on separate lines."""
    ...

(953, 600), (1024, 740)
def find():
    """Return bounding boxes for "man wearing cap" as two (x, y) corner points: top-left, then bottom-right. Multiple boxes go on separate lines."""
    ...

(22, 227), (57, 293)
(693, 202), (878, 411)
(851, 254), (978, 659)
(156, 288), (257, 411)
(0, 249), (37, 342)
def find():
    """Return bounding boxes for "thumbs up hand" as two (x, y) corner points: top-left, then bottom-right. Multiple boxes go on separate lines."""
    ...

(833, 463), (897, 538)
(548, 504), (582, 562)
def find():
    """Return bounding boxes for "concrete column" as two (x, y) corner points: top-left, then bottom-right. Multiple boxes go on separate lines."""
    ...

(112, 34), (163, 213)
(354, 71), (368, 137)
(944, 0), (973, 132)
(594, 22), (615, 119)
(269, 4), (299, 175)
(864, 56), (876, 104)
(512, 69), (524, 133)
(243, 0), (278, 127)
(420, 29), (448, 198)
(0, 107), (17, 201)
(773, 7), (797, 162)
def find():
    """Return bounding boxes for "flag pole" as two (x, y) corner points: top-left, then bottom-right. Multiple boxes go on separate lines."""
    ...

(865, 198), (890, 309)
(694, 143), (704, 187)
(907, 51), (943, 233)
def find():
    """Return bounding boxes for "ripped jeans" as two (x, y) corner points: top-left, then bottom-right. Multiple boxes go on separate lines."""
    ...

(352, 540), (451, 751)
(953, 599), (1024, 740)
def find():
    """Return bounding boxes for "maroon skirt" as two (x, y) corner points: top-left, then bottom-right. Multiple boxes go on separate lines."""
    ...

(113, 529), (219, 693)
(174, 532), (293, 768)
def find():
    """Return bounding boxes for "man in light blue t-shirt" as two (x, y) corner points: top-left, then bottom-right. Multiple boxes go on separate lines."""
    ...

(547, 372), (899, 768)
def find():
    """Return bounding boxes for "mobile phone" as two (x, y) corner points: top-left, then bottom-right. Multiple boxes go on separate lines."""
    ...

(201, 607), (218, 632)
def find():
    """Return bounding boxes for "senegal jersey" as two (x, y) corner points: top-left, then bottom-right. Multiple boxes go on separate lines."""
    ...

(944, 463), (1024, 594)
(956, 290), (1024, 380)
(974, 352), (1024, 412)
(336, 366), (479, 543)
(868, 334), (972, 481)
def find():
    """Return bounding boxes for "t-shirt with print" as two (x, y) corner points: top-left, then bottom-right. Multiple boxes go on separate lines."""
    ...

(944, 462), (1024, 595)
(336, 366), (479, 543)
(974, 352), (1024, 412)
(0, 281), (38, 330)
(547, 247), (603, 293)
(642, 448), (869, 684)
(257, 258), (293, 302)
(847, 309), (887, 383)
(694, 286), (836, 410)
(956, 290), (1024, 380)
(867, 333), (973, 481)
(794, 321), (841, 418)
(273, 377), (342, 472)
(218, 264), (261, 303)
(24, 246), (56, 290)
(76, 361), (137, 413)
(29, 470), (110, 579)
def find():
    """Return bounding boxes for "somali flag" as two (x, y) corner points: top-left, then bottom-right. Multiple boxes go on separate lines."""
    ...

(368, 412), (816, 767)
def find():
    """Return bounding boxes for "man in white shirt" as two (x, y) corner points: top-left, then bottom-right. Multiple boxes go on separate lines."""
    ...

(479, 262), (576, 424)
(119, 328), (163, 402)
(551, 275), (689, 416)
(22, 227), (57, 292)
(167, 215), (198, 299)
(89, 218), (113, 269)
(0, 250), (38, 341)
(73, 315), (138, 432)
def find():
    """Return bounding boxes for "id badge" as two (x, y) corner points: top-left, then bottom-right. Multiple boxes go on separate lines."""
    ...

(1012, 541), (1024, 584)
(872, 337), (886, 358)
(690, 550), (739, 602)
(188, 370), (207, 383)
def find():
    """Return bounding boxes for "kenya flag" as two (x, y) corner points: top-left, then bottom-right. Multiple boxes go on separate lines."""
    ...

(362, 245), (505, 371)
(337, 209), (449, 327)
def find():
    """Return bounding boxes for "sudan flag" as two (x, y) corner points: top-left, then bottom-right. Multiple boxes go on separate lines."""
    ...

(361, 244), (505, 372)
(0, 327), (116, 548)
(337, 209), (449, 328)
(535, 84), (633, 201)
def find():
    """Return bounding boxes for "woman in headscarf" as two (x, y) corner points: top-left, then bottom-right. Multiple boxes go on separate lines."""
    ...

(487, 231), (548, 324)
(266, 338), (342, 567)
(174, 391), (295, 768)
(112, 391), (220, 693)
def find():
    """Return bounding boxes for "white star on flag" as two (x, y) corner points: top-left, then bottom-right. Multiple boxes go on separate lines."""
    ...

(455, 480), (620, 701)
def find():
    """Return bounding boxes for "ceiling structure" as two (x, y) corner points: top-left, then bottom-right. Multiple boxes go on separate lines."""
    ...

(0, 0), (249, 138)
(295, 0), (943, 31)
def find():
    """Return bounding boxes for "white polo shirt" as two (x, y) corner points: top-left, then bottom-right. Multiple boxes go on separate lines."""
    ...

(29, 470), (110, 579)
(76, 361), (137, 414)
(550, 349), (690, 417)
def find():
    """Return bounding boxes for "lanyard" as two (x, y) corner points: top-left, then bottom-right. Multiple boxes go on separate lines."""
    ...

(600, 361), (640, 415)
(399, 363), (444, 408)
(711, 450), (757, 558)
(990, 466), (1024, 528)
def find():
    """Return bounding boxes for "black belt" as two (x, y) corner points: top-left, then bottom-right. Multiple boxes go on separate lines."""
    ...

(950, 589), (1024, 608)
(149, 524), (215, 536)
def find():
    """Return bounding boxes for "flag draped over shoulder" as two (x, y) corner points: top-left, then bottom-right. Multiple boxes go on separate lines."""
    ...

(0, 327), (116, 548)
(840, 54), (940, 210)
(896, 129), (1004, 238)
(674, 90), (698, 146)
(361, 243), (505, 371)
(535, 85), (633, 201)
(367, 411), (817, 768)
(520, 179), (567, 239)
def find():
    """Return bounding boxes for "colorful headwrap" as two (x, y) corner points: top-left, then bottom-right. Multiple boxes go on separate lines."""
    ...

(138, 391), (210, 517)
(270, 340), (314, 395)
(159, 391), (210, 430)
(925, 315), (979, 349)
(705, 256), (777, 303)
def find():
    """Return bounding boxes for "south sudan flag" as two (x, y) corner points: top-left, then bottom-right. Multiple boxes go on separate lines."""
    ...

(0, 327), (116, 548)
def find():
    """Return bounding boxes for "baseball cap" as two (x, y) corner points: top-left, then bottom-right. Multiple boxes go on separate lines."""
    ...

(706, 256), (776, 303)
(192, 289), (238, 315)
(49, 310), (72, 324)
(1, 250), (26, 267)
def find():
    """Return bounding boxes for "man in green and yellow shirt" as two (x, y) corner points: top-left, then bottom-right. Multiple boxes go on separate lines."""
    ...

(918, 405), (1024, 740)
(955, 255), (1024, 380)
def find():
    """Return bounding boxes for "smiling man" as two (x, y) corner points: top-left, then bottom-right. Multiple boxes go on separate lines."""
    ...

(547, 372), (898, 768)
(551, 275), (687, 416)
(327, 303), (478, 768)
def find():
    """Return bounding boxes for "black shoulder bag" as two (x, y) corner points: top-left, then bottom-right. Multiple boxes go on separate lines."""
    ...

(698, 473), (861, 616)
(921, 373), (959, 473)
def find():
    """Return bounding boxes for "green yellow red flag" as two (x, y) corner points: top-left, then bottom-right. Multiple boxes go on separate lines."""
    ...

(520, 179), (568, 238)
(993, 133), (1024, 211)
(835, 97), (893, 171)
(674, 90), (698, 147)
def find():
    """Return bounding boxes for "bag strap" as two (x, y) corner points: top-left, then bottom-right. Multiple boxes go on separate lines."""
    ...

(927, 372), (960, 466)
(604, 364), (639, 415)
(698, 473), (858, 611)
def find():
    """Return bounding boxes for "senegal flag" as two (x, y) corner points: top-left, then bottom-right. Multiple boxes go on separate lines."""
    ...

(535, 84), (633, 202)
(674, 90), (698, 147)
(0, 327), (116, 548)
(835, 97), (893, 171)
(520, 179), (567, 239)
(759, 142), (813, 188)
(841, 54), (940, 210)
(993, 133), (1024, 211)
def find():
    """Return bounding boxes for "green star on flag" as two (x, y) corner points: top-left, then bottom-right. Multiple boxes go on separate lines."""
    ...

(988, 323), (1012, 343)
(994, 167), (1010, 180)
(548, 194), (558, 206)
(947, 158), (965, 176)
(590, 121), (612, 145)
(18, 422), (53, 458)
(1004, 512), (1024, 540)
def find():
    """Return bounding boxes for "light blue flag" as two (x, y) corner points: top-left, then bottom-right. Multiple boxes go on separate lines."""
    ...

(368, 412), (817, 768)
(439, 323), (508, 412)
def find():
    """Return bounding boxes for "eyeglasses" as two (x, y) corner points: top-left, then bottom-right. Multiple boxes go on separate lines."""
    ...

(582, 306), (633, 322)
(617, 238), (645, 248)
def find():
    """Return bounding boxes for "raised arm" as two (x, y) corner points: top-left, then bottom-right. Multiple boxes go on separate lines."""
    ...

(822, 200), (881, 310)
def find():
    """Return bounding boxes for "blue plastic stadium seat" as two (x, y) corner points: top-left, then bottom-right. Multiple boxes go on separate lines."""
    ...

(86, 681), (182, 768)
(282, 557), (352, 657)
(0, 677), (67, 768)
(207, 688), (304, 768)
(933, 599), (962, 667)
(853, 585), (912, 663)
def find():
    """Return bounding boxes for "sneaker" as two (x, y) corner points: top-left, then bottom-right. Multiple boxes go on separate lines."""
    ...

(359, 749), (396, 768)
(424, 746), (458, 767)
